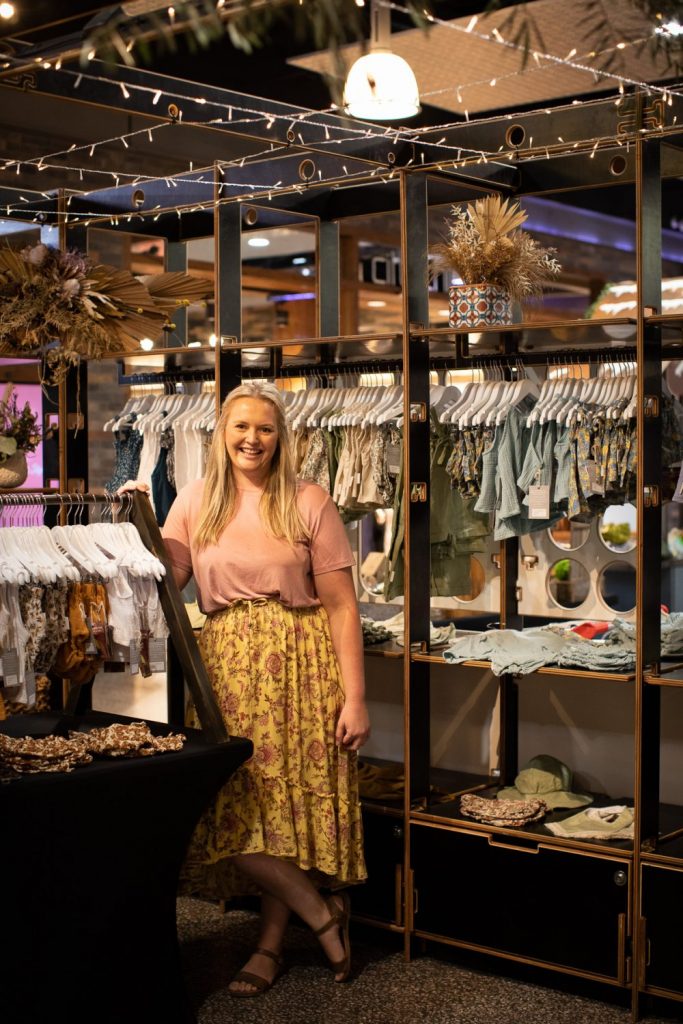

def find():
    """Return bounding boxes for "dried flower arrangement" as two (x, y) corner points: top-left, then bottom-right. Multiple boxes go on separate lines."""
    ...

(0, 384), (41, 464)
(433, 194), (561, 303)
(0, 243), (212, 383)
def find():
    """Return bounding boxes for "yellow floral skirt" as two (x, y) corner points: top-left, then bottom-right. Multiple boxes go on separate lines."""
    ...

(180, 600), (367, 899)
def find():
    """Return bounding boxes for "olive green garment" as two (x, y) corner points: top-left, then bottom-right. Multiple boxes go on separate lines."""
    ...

(497, 753), (592, 810)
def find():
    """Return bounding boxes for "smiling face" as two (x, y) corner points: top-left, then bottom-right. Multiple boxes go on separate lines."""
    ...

(224, 396), (279, 486)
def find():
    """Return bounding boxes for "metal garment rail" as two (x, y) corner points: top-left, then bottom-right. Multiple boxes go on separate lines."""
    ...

(1, 491), (228, 745)
(116, 365), (216, 387)
(241, 358), (405, 380)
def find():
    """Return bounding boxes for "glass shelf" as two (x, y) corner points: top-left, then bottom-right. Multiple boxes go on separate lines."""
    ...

(364, 639), (405, 660)
(641, 805), (683, 865)
(645, 665), (683, 688)
(413, 317), (639, 359)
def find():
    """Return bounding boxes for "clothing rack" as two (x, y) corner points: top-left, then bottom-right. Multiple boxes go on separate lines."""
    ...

(116, 364), (216, 387)
(1, 491), (228, 745)
(453, 346), (640, 369)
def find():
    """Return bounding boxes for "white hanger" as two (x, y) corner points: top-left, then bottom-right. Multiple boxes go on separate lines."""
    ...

(430, 384), (460, 420)
(0, 531), (32, 585)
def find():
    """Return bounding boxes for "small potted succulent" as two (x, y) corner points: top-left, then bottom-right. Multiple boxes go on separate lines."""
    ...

(0, 383), (41, 489)
(433, 194), (561, 327)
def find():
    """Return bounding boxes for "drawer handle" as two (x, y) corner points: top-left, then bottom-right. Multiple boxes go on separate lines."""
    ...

(487, 835), (540, 854)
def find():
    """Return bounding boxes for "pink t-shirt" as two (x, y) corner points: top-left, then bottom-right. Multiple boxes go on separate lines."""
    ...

(161, 478), (355, 613)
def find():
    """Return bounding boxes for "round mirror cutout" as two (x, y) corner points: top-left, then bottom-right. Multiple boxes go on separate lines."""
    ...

(454, 557), (486, 603)
(548, 517), (591, 551)
(599, 503), (637, 553)
(547, 558), (591, 610)
(599, 561), (636, 613)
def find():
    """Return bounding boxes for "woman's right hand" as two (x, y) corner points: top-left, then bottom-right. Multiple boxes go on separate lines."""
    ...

(116, 480), (150, 496)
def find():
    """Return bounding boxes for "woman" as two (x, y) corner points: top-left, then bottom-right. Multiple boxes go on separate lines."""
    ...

(120, 380), (369, 997)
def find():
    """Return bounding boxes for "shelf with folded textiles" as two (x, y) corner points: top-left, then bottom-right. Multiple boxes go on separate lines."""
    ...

(411, 785), (635, 856)
(410, 652), (636, 683)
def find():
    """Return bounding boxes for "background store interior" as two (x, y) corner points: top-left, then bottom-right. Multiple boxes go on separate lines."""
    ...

(2, 0), (683, 866)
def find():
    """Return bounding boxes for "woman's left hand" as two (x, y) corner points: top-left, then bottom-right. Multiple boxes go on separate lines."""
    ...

(336, 700), (371, 751)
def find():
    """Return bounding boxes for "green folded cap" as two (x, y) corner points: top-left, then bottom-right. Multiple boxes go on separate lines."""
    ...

(497, 754), (593, 809)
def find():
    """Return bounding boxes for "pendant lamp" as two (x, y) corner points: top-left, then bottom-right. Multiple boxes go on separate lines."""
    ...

(343, 0), (420, 121)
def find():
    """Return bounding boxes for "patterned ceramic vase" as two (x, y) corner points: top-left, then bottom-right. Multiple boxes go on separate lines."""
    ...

(448, 283), (512, 328)
(0, 450), (28, 489)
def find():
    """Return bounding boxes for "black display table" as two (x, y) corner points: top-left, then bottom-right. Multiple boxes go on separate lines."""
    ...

(0, 711), (252, 1024)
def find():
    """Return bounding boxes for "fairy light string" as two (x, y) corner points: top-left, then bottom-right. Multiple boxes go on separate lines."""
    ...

(2, 105), (679, 231)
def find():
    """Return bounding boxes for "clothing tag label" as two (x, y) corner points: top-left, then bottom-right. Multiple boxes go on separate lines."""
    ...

(24, 670), (36, 708)
(386, 442), (401, 475)
(673, 463), (683, 503)
(528, 485), (551, 520)
(129, 639), (140, 676)
(1, 648), (19, 689)
(585, 460), (606, 497)
(148, 637), (166, 674)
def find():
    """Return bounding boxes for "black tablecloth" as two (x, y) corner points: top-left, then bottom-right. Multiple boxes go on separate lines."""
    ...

(0, 711), (252, 1024)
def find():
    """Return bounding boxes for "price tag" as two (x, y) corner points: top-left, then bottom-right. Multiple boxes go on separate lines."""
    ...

(585, 460), (606, 497)
(528, 485), (551, 520)
(386, 442), (401, 475)
(1, 648), (19, 690)
(24, 670), (36, 708)
(129, 639), (140, 676)
(673, 464), (683, 504)
(148, 637), (167, 674)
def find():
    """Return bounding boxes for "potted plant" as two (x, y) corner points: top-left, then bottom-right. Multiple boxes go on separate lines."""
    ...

(0, 383), (41, 489)
(433, 194), (561, 327)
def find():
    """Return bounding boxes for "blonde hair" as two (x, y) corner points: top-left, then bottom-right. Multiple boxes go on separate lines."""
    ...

(193, 380), (309, 549)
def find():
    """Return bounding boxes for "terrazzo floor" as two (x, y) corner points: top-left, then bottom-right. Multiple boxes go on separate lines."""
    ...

(177, 898), (683, 1024)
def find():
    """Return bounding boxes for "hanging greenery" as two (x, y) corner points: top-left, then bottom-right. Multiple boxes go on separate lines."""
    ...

(0, 243), (212, 384)
(78, 0), (682, 87)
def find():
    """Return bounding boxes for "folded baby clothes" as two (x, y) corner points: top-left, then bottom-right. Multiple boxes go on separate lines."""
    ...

(443, 627), (570, 676)
(660, 612), (683, 656)
(460, 792), (547, 827)
(361, 616), (394, 645)
(544, 805), (634, 841)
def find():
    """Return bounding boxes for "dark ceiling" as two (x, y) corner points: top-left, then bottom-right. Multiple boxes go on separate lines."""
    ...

(0, 0), (565, 125)
(0, 1), (681, 230)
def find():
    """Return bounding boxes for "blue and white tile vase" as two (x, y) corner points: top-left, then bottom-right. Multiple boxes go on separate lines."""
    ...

(448, 283), (512, 328)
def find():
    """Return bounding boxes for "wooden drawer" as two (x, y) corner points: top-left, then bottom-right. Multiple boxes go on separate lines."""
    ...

(411, 824), (630, 982)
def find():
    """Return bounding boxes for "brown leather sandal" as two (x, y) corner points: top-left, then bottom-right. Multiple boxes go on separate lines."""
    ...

(313, 892), (351, 983)
(228, 947), (285, 998)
